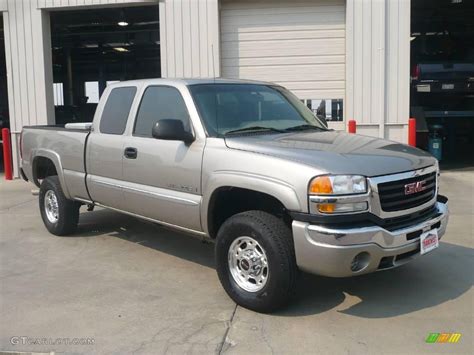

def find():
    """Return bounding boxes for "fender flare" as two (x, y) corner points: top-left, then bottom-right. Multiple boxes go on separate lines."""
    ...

(201, 171), (302, 235)
(31, 149), (71, 199)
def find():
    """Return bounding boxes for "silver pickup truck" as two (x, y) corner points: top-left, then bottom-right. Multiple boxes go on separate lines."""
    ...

(21, 78), (449, 312)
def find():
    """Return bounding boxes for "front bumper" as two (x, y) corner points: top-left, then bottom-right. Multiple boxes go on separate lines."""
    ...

(292, 200), (449, 277)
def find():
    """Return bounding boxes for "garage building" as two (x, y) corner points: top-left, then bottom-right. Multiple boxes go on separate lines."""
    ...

(0, 0), (472, 177)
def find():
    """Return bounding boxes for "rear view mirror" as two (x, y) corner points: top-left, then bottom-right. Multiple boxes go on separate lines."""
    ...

(152, 119), (195, 144)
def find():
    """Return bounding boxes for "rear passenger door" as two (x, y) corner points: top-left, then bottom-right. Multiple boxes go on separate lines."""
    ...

(86, 86), (137, 210)
(121, 85), (204, 232)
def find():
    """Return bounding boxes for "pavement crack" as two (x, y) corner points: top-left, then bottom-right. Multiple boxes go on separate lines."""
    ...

(217, 303), (238, 354)
(130, 326), (169, 354)
(260, 316), (275, 354)
(0, 198), (36, 212)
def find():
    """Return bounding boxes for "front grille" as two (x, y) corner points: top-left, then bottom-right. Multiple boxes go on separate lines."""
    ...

(395, 246), (420, 262)
(378, 172), (436, 212)
(380, 205), (439, 231)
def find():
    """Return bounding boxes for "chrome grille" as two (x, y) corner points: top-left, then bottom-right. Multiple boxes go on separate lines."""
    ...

(378, 172), (436, 212)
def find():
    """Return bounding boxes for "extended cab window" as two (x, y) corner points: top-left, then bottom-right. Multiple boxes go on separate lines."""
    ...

(134, 86), (191, 137)
(99, 87), (137, 135)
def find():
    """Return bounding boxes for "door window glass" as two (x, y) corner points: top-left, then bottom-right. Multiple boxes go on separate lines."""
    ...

(134, 86), (191, 137)
(99, 87), (137, 135)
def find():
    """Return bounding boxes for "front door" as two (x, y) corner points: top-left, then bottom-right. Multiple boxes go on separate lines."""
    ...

(121, 85), (204, 231)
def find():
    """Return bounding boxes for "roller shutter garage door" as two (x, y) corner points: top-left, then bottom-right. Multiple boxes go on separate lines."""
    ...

(220, 0), (346, 122)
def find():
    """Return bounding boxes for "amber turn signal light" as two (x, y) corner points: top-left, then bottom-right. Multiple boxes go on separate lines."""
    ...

(317, 203), (336, 213)
(309, 176), (333, 194)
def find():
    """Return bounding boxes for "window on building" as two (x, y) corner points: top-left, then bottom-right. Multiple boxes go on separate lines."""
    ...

(53, 83), (64, 106)
(99, 87), (137, 135)
(133, 86), (191, 137)
(304, 99), (344, 122)
(84, 81), (100, 103)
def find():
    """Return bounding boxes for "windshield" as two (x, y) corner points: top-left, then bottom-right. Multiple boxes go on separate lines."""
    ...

(188, 84), (327, 136)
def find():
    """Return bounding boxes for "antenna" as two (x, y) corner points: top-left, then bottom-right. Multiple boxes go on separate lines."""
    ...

(211, 44), (218, 133)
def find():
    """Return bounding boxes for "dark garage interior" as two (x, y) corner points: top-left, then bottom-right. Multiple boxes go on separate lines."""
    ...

(50, 5), (160, 125)
(411, 0), (474, 167)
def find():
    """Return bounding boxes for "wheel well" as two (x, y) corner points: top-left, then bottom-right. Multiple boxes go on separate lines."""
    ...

(207, 187), (291, 239)
(33, 157), (58, 186)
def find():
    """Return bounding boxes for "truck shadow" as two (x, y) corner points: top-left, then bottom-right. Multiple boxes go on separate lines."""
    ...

(76, 208), (473, 319)
(77, 207), (216, 269)
(279, 241), (474, 317)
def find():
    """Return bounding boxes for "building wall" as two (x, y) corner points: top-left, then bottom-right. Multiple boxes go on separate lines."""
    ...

(2, 1), (54, 177)
(1, 0), (157, 177)
(1, 0), (411, 177)
(159, 0), (220, 78)
(346, 0), (411, 142)
(37, 0), (157, 9)
(220, 0), (345, 114)
(160, 0), (411, 141)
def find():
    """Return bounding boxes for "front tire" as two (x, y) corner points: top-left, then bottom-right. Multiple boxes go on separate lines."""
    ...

(215, 211), (297, 313)
(39, 176), (80, 236)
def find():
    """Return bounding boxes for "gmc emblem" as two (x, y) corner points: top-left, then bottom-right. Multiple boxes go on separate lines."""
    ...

(405, 180), (427, 195)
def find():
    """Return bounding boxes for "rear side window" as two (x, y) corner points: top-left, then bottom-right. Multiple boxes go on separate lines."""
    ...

(99, 87), (137, 135)
(134, 86), (191, 137)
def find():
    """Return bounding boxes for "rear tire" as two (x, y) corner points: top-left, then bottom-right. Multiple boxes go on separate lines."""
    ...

(39, 176), (80, 236)
(215, 211), (297, 313)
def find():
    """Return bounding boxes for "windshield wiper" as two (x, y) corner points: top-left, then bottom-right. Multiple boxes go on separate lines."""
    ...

(224, 126), (286, 135)
(283, 124), (326, 132)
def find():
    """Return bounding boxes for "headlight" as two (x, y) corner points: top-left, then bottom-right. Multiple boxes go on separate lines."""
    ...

(309, 175), (367, 195)
(308, 175), (368, 214)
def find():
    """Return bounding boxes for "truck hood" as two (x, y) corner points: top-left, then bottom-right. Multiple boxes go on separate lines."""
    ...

(224, 130), (436, 177)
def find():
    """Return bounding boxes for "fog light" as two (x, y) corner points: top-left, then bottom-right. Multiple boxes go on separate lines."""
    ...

(351, 252), (370, 272)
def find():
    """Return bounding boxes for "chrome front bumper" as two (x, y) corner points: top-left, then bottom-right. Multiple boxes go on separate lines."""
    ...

(292, 201), (449, 277)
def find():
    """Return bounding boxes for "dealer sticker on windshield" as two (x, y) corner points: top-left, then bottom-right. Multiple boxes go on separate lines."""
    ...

(420, 229), (439, 255)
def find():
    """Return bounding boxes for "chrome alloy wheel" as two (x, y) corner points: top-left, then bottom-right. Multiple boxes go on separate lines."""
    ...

(44, 190), (59, 223)
(228, 236), (269, 292)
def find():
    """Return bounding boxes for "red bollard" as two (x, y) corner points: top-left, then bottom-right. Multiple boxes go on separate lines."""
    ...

(408, 118), (417, 147)
(2, 128), (13, 180)
(348, 119), (356, 134)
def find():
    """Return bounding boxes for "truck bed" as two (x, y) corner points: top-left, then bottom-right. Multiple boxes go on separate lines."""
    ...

(21, 125), (91, 201)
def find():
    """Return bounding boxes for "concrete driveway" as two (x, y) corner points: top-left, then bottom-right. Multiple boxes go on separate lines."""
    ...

(0, 170), (472, 354)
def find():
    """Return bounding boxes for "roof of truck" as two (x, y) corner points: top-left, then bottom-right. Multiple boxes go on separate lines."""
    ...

(108, 77), (275, 87)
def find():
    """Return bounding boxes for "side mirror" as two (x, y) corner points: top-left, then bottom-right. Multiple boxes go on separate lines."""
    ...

(152, 119), (195, 144)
